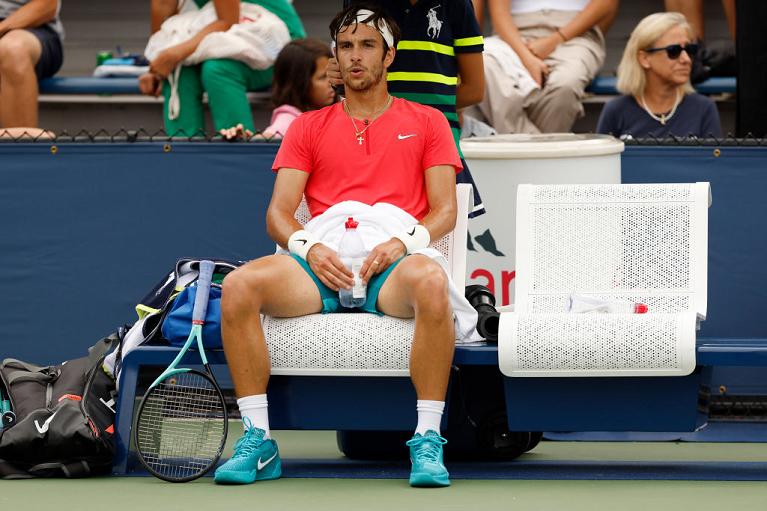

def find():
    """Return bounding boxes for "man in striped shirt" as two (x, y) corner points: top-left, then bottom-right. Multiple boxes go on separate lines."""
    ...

(334, 0), (486, 217)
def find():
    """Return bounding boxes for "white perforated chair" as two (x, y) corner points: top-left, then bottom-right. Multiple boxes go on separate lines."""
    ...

(499, 182), (711, 377)
(262, 184), (472, 376)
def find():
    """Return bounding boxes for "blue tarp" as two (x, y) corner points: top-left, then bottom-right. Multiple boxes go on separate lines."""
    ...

(0, 143), (765, 366)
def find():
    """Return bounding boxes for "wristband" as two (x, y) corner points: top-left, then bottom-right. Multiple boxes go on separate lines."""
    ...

(288, 229), (320, 260)
(556, 28), (568, 42)
(394, 224), (431, 254)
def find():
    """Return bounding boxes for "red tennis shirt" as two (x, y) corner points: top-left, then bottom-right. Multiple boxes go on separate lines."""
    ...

(271, 97), (462, 221)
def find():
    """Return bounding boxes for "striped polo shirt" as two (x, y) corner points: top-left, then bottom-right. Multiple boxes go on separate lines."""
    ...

(345, 0), (484, 156)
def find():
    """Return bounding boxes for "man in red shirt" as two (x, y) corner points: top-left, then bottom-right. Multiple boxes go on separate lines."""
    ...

(215, 5), (461, 488)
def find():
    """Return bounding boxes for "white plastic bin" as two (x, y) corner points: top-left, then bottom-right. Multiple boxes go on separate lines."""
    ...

(460, 133), (624, 307)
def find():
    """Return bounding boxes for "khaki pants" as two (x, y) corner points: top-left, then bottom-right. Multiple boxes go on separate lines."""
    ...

(477, 10), (605, 134)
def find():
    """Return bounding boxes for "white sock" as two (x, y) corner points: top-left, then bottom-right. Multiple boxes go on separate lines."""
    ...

(415, 400), (445, 436)
(237, 394), (271, 438)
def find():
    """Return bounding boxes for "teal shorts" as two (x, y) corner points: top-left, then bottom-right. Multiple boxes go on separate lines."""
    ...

(290, 254), (402, 315)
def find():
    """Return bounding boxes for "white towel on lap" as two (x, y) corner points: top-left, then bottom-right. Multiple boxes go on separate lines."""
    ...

(278, 201), (482, 344)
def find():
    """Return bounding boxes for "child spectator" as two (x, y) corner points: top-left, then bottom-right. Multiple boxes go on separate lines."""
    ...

(221, 38), (337, 139)
(596, 12), (722, 139)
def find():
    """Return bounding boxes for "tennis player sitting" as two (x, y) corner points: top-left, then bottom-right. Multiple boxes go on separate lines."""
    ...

(214, 4), (480, 488)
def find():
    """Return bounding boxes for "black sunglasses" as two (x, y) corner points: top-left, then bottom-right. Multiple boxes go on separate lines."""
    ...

(644, 43), (699, 59)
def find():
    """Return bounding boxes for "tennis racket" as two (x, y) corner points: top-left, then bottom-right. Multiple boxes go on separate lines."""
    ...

(134, 260), (228, 482)
(0, 387), (15, 429)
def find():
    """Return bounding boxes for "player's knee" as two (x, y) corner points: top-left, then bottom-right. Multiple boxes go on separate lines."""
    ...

(412, 263), (450, 315)
(0, 32), (36, 76)
(221, 267), (264, 316)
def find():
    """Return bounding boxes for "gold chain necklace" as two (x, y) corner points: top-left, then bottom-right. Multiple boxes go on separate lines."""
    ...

(344, 96), (392, 145)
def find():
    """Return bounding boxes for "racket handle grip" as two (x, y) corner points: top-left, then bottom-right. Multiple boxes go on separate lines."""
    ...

(193, 260), (215, 323)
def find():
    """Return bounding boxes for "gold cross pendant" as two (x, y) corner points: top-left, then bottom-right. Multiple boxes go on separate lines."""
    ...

(357, 135), (364, 145)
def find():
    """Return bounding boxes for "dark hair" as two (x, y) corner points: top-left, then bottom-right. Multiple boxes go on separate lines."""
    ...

(271, 38), (334, 111)
(329, 3), (401, 55)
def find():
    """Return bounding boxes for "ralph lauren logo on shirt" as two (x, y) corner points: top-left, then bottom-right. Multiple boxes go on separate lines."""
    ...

(426, 6), (443, 39)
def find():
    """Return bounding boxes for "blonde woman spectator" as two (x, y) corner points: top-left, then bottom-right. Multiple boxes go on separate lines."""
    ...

(597, 12), (721, 139)
(471, 0), (617, 134)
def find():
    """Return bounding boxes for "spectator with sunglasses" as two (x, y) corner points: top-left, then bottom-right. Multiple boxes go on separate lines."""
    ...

(597, 12), (721, 139)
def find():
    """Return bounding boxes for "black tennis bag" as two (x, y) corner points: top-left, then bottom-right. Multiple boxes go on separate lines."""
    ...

(0, 330), (124, 479)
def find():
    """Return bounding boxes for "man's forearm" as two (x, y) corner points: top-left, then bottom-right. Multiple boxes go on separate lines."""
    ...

(170, 0), (239, 58)
(0, 0), (57, 35)
(456, 52), (485, 109)
(151, 0), (178, 33)
(266, 207), (306, 250)
(456, 85), (482, 109)
(171, 19), (234, 61)
(418, 204), (457, 246)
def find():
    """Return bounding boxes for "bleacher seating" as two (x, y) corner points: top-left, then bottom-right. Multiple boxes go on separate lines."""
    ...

(37, 77), (272, 133)
(37, 0), (735, 133)
(40, 77), (141, 95)
(39, 75), (736, 99)
(586, 76), (736, 95)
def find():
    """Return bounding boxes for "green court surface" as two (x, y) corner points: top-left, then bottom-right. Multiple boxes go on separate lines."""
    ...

(2, 431), (767, 511)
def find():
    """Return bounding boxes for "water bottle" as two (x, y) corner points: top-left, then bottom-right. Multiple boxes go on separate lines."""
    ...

(338, 217), (367, 308)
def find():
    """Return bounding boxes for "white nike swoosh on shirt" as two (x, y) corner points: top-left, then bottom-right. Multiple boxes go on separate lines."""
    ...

(257, 452), (278, 470)
(398, 134), (417, 140)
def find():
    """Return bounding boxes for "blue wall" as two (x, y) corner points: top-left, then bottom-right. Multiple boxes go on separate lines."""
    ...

(0, 143), (279, 363)
(0, 143), (765, 365)
(621, 146), (767, 339)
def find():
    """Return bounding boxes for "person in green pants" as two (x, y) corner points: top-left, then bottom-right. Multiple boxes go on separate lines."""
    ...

(139, 0), (305, 136)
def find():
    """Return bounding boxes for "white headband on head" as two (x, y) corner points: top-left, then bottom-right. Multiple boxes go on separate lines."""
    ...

(339, 8), (395, 49)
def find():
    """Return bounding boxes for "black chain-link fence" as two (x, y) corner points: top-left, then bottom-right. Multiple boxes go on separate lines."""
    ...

(621, 134), (767, 146)
(0, 128), (281, 143)
(3, 129), (767, 145)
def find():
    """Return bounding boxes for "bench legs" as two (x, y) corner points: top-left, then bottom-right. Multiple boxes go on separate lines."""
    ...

(112, 360), (140, 475)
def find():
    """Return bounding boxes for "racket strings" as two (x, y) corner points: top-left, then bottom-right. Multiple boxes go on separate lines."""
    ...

(136, 372), (226, 480)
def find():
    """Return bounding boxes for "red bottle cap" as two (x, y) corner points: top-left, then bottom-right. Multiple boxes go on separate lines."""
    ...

(634, 303), (649, 314)
(345, 217), (359, 229)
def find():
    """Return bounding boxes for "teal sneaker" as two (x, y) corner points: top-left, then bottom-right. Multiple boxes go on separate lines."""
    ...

(214, 422), (281, 485)
(406, 430), (450, 487)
